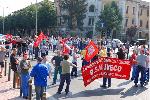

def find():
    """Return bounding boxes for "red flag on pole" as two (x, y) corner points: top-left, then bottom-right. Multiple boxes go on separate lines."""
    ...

(85, 41), (99, 62)
(34, 32), (46, 47)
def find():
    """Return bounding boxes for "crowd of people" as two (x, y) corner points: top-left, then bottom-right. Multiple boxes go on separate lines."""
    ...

(0, 35), (149, 99)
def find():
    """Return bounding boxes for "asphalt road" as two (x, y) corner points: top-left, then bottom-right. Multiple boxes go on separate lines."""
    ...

(3, 50), (150, 100)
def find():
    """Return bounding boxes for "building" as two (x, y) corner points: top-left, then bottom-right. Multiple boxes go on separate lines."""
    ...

(54, 0), (149, 39)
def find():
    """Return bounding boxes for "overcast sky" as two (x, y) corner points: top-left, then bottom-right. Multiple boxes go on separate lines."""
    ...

(0, 0), (149, 16)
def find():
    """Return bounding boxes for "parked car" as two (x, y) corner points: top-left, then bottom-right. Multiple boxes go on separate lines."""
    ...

(136, 39), (146, 45)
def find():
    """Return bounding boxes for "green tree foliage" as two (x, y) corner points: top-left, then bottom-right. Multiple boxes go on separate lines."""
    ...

(38, 0), (57, 30)
(0, 16), (3, 33)
(96, 1), (122, 38)
(0, 0), (56, 36)
(61, 0), (87, 30)
(126, 26), (138, 41)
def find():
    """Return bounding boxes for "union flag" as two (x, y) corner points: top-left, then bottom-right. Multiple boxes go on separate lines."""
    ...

(85, 41), (99, 62)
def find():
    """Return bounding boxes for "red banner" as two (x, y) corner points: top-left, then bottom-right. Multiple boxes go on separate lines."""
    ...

(85, 41), (99, 62)
(81, 57), (131, 87)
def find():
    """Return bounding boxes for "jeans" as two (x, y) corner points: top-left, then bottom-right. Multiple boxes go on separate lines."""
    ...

(53, 66), (62, 83)
(131, 65), (137, 80)
(21, 73), (30, 97)
(29, 50), (33, 59)
(58, 73), (71, 93)
(53, 45), (56, 52)
(35, 47), (39, 59)
(134, 65), (146, 85)
(103, 77), (111, 86)
(144, 68), (149, 82)
(71, 62), (77, 76)
(35, 86), (46, 100)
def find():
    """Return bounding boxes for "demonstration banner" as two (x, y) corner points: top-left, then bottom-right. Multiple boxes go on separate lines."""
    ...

(81, 57), (131, 87)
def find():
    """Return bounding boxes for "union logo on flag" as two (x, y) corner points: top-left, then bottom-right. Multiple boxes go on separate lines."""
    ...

(85, 41), (99, 62)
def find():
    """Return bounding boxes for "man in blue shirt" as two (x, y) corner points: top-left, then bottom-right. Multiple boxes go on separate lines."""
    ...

(30, 57), (49, 100)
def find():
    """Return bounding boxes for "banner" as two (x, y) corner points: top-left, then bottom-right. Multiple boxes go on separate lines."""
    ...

(81, 57), (131, 87)
(85, 41), (99, 62)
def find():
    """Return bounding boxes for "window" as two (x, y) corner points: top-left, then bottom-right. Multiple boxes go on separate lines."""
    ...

(140, 9), (142, 16)
(125, 19), (128, 27)
(140, 20), (143, 27)
(89, 5), (95, 12)
(133, 7), (135, 15)
(147, 9), (149, 17)
(146, 21), (149, 29)
(132, 19), (135, 24)
(126, 6), (129, 14)
(88, 17), (94, 26)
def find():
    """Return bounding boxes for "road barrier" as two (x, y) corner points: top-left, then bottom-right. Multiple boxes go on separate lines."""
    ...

(13, 72), (16, 88)
(20, 79), (22, 97)
(4, 59), (7, 76)
(28, 79), (33, 100)
(8, 63), (11, 81)
(42, 92), (47, 100)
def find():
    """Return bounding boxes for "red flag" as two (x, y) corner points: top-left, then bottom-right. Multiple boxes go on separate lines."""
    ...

(33, 32), (46, 47)
(85, 41), (99, 62)
(5, 34), (12, 39)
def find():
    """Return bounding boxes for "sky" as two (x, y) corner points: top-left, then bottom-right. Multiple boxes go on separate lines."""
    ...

(0, 0), (54, 16)
(0, 0), (149, 16)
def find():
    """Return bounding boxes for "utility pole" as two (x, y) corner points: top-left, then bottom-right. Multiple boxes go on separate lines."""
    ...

(36, 0), (38, 35)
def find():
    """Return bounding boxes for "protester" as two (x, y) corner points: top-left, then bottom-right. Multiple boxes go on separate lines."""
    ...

(10, 48), (20, 88)
(52, 38), (57, 52)
(117, 48), (125, 59)
(5, 39), (11, 57)
(34, 45), (39, 59)
(30, 57), (49, 100)
(28, 42), (33, 60)
(51, 51), (63, 85)
(40, 43), (48, 57)
(57, 55), (77, 95)
(20, 53), (31, 99)
(0, 46), (6, 78)
(134, 50), (149, 87)
(71, 48), (79, 77)
(100, 45), (111, 88)
(42, 55), (52, 79)
(130, 50), (137, 81)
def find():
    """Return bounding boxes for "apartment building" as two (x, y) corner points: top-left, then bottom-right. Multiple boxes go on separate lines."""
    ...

(54, 0), (149, 38)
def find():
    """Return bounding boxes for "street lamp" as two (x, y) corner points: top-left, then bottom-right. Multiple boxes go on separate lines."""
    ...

(35, 0), (38, 36)
(0, 6), (8, 34)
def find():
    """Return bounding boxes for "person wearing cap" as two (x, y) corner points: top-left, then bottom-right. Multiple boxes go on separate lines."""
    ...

(134, 50), (149, 87)
(20, 53), (31, 99)
(30, 57), (49, 100)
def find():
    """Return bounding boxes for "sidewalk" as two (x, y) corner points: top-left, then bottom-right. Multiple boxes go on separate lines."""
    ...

(0, 75), (22, 100)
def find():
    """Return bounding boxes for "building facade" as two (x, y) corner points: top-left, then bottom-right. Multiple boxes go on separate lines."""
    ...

(54, 0), (149, 38)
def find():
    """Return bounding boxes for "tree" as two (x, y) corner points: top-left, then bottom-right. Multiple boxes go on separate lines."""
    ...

(0, 16), (3, 33)
(96, 1), (122, 39)
(3, 0), (56, 36)
(126, 26), (138, 41)
(38, 0), (57, 32)
(61, 0), (87, 30)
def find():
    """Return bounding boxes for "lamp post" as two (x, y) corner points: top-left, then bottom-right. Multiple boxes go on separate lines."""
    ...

(35, 0), (38, 36)
(0, 6), (8, 34)
(2, 7), (4, 34)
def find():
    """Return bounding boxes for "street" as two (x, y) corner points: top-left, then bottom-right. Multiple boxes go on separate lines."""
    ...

(0, 50), (149, 100)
